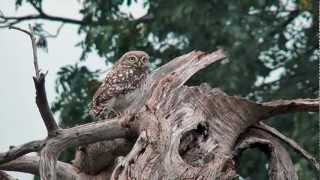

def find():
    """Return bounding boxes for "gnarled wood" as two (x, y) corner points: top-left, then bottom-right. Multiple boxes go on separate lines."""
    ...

(234, 128), (298, 180)
(0, 47), (318, 180)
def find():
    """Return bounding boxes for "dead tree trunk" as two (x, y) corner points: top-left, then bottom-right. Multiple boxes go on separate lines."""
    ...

(0, 27), (318, 180)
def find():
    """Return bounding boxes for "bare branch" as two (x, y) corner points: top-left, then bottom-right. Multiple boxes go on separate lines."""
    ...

(28, 24), (40, 77)
(0, 140), (45, 164)
(261, 98), (319, 119)
(0, 11), (154, 28)
(44, 23), (64, 38)
(9, 26), (39, 78)
(255, 122), (320, 171)
(0, 118), (132, 178)
(0, 156), (79, 180)
(32, 74), (59, 136)
(9, 26), (59, 136)
(0, 13), (84, 27)
(39, 119), (133, 180)
(0, 171), (16, 180)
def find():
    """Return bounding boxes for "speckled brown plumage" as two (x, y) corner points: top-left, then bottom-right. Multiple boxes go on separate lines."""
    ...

(89, 51), (150, 119)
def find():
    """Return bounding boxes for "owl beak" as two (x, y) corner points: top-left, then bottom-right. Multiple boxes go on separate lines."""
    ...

(138, 59), (144, 67)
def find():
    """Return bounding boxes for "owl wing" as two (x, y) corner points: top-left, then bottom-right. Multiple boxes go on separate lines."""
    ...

(90, 70), (132, 117)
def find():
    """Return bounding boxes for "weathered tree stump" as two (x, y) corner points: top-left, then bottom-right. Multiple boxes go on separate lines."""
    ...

(0, 48), (318, 180)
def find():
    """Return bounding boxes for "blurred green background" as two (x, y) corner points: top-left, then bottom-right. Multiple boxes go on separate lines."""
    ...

(8, 0), (319, 179)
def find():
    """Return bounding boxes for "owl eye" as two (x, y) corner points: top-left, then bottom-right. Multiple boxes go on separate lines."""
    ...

(128, 56), (137, 62)
(140, 56), (147, 63)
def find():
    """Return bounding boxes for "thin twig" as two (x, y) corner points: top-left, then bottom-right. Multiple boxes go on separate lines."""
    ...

(9, 25), (40, 77)
(29, 24), (40, 78)
(9, 25), (58, 135)
(44, 23), (64, 38)
(255, 122), (320, 171)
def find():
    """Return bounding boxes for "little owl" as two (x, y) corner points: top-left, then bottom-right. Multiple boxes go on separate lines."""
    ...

(90, 51), (150, 119)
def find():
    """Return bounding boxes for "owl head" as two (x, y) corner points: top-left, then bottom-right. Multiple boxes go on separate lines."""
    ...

(117, 51), (150, 69)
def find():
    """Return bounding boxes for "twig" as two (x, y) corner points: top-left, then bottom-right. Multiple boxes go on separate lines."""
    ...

(44, 23), (64, 38)
(9, 26), (40, 77)
(255, 122), (320, 171)
(9, 26), (58, 136)
(28, 24), (40, 77)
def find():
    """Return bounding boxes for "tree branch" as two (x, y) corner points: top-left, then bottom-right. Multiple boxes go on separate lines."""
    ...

(33, 74), (59, 136)
(0, 171), (16, 180)
(43, 23), (64, 38)
(0, 140), (45, 164)
(0, 10), (153, 28)
(261, 98), (319, 119)
(0, 119), (132, 179)
(0, 13), (84, 27)
(39, 119), (133, 180)
(9, 26), (59, 136)
(0, 156), (79, 180)
(254, 122), (320, 171)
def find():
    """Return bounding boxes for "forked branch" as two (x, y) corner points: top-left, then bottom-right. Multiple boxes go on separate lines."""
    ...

(9, 26), (58, 136)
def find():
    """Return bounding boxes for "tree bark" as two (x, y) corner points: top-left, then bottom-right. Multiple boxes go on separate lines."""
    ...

(0, 48), (318, 180)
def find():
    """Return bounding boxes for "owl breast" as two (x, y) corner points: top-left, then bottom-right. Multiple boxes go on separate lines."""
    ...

(90, 66), (148, 119)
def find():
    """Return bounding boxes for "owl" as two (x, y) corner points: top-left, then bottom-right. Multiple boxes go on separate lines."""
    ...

(90, 51), (150, 119)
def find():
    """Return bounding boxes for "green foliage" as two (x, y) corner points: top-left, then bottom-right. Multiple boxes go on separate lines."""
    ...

(52, 64), (100, 127)
(237, 148), (269, 180)
(16, 0), (318, 179)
